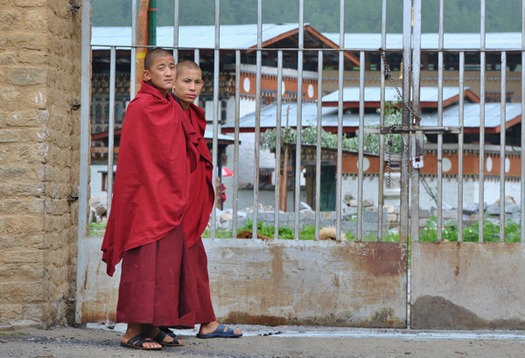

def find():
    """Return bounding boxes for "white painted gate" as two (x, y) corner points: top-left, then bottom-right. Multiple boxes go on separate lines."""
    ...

(77, 0), (525, 329)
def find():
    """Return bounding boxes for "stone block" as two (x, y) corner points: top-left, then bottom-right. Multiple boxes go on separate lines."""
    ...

(0, 10), (20, 30)
(3, 109), (48, 127)
(7, 67), (46, 86)
(387, 213), (398, 222)
(0, 262), (44, 281)
(0, 282), (45, 304)
(486, 204), (500, 215)
(419, 209), (430, 218)
(505, 204), (520, 214)
(0, 304), (23, 322)
(0, 87), (20, 103)
(383, 205), (395, 213)
(1, 215), (44, 236)
(0, 198), (44, 214)
(0, 129), (22, 143)
(14, 0), (47, 6)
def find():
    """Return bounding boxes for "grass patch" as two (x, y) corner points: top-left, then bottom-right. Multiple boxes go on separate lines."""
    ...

(419, 216), (522, 243)
(89, 222), (107, 237)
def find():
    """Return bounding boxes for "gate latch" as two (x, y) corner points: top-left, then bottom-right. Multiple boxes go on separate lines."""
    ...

(412, 155), (424, 169)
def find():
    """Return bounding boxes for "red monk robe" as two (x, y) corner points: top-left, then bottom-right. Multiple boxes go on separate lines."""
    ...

(101, 81), (194, 276)
(101, 82), (203, 326)
(176, 100), (217, 325)
(183, 103), (214, 248)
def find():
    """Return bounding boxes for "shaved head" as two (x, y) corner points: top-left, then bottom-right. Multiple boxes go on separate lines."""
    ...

(176, 60), (201, 78)
(144, 47), (173, 70)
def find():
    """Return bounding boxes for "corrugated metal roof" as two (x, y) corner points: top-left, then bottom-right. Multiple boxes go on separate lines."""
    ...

(91, 24), (522, 50)
(223, 96), (521, 131)
(322, 87), (466, 103)
(204, 130), (236, 142)
(421, 102), (522, 128)
(91, 23), (300, 49)
(222, 102), (350, 130)
(324, 32), (523, 50)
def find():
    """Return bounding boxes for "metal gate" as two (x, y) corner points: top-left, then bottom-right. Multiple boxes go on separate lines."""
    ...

(77, 0), (525, 329)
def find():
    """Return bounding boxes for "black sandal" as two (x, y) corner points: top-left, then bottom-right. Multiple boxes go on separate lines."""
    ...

(121, 333), (163, 350)
(154, 329), (184, 347)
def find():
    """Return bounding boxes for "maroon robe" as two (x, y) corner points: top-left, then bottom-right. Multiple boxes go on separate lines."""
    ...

(102, 82), (203, 325)
(171, 99), (217, 325)
(101, 81), (193, 276)
(183, 103), (215, 248)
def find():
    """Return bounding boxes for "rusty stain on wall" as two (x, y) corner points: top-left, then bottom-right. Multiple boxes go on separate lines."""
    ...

(334, 242), (407, 276)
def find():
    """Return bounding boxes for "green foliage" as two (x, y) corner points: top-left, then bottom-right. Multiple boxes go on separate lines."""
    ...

(202, 228), (233, 238)
(261, 126), (355, 152)
(299, 225), (316, 241)
(346, 105), (403, 155)
(261, 105), (403, 155)
(381, 230), (401, 243)
(88, 222), (106, 237)
(419, 216), (522, 243)
(92, 0), (522, 33)
(237, 219), (317, 240)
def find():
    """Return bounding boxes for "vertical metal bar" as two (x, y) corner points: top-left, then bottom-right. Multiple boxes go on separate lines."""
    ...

(252, 0), (263, 239)
(274, 51), (284, 239)
(194, 48), (200, 106)
(402, 0), (414, 329)
(357, 51), (365, 240)
(521, 0), (525, 242)
(399, 0), (412, 243)
(232, 50), (241, 238)
(377, 0), (387, 241)
(336, 0), (345, 241)
(499, 52), (507, 242)
(314, 50), (323, 241)
(478, 0), (486, 242)
(210, 0), (220, 238)
(457, 51), (465, 242)
(173, 0), (180, 62)
(106, 47), (116, 213)
(294, 0), (305, 240)
(130, 0), (137, 100)
(436, 0), (444, 241)
(410, 0), (422, 243)
(76, 0), (92, 324)
(148, 0), (157, 46)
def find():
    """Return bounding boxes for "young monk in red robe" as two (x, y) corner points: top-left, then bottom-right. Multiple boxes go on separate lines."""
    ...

(101, 48), (198, 350)
(164, 60), (243, 339)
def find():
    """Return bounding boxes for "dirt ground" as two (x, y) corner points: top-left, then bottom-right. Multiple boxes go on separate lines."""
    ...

(1, 324), (525, 358)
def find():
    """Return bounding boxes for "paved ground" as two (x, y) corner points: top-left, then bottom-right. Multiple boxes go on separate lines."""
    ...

(1, 324), (525, 358)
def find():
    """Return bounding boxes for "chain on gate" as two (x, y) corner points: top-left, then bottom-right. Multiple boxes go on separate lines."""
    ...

(379, 49), (424, 188)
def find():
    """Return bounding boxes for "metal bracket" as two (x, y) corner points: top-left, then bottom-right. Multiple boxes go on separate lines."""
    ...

(379, 126), (462, 135)
(412, 155), (424, 169)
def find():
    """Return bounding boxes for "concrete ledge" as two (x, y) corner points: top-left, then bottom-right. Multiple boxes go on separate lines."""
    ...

(78, 237), (407, 328)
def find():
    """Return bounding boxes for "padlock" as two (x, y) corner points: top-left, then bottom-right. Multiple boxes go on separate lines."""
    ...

(412, 155), (424, 169)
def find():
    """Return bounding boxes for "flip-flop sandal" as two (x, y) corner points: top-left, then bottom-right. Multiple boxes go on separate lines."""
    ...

(120, 333), (163, 350)
(197, 323), (243, 339)
(154, 329), (185, 347)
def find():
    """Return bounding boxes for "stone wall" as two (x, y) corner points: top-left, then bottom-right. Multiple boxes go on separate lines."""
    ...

(0, 1), (81, 328)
